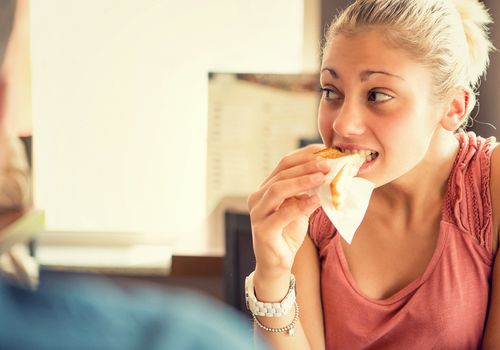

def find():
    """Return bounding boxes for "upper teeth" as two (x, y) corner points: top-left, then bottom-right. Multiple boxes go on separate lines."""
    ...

(338, 148), (377, 161)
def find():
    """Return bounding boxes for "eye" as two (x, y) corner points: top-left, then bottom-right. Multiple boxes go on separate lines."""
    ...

(321, 88), (342, 101)
(367, 90), (393, 103)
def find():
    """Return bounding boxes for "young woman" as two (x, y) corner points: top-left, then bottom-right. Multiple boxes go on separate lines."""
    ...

(246, 0), (500, 348)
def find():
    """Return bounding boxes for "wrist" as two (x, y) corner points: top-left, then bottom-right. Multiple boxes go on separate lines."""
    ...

(245, 271), (296, 319)
(253, 268), (292, 303)
(254, 264), (291, 283)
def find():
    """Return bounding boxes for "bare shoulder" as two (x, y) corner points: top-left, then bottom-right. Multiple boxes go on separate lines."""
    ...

(491, 143), (500, 254)
(292, 235), (325, 350)
(484, 145), (500, 347)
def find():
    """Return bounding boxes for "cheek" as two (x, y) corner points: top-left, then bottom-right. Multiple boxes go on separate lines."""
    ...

(377, 113), (434, 168)
(317, 104), (333, 145)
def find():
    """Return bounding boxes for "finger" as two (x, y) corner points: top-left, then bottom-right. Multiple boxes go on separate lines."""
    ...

(261, 144), (325, 185)
(293, 194), (311, 201)
(261, 156), (330, 189)
(252, 172), (326, 219)
(248, 150), (329, 210)
(259, 195), (321, 236)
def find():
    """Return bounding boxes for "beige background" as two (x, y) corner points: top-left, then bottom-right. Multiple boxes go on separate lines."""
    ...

(3, 0), (31, 136)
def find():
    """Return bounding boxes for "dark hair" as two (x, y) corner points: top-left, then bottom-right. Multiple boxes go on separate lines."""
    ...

(0, 0), (16, 66)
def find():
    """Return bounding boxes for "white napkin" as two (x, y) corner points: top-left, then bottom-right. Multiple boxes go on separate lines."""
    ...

(314, 155), (375, 244)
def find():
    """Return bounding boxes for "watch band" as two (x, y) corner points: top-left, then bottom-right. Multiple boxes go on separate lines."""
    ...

(253, 301), (299, 336)
(245, 271), (296, 317)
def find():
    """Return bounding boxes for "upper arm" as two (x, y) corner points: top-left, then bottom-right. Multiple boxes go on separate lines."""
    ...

(292, 234), (325, 350)
(483, 250), (500, 348)
(483, 143), (500, 349)
(490, 143), (500, 253)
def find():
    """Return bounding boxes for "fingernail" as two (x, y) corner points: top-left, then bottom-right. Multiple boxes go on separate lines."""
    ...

(317, 160), (329, 171)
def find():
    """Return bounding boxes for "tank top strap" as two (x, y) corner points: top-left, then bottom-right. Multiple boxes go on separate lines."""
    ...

(442, 130), (497, 256)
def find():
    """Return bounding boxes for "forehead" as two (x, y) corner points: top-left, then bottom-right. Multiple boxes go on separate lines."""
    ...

(321, 30), (425, 78)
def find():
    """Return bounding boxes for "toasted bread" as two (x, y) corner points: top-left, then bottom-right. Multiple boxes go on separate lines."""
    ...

(315, 148), (355, 209)
(331, 163), (359, 209)
(314, 147), (348, 159)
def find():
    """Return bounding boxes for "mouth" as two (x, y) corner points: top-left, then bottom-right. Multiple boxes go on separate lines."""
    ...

(335, 147), (379, 162)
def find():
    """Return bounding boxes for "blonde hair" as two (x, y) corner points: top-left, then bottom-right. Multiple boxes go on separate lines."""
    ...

(324, 0), (494, 121)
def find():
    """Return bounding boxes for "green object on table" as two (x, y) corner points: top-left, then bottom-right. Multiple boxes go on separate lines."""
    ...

(0, 210), (45, 255)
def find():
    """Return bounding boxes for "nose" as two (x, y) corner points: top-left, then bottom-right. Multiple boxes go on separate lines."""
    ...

(332, 98), (366, 137)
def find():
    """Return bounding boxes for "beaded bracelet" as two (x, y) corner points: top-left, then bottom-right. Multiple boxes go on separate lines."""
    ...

(252, 301), (299, 336)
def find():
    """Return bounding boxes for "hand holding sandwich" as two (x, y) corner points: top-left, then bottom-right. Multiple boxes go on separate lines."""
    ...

(247, 144), (330, 290)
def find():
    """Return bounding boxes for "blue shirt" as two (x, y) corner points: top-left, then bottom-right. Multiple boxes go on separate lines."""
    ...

(0, 275), (268, 350)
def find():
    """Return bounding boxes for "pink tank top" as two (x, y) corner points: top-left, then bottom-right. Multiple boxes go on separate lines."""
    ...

(309, 131), (497, 349)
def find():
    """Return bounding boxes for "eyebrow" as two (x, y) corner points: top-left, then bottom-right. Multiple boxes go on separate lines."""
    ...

(320, 67), (405, 81)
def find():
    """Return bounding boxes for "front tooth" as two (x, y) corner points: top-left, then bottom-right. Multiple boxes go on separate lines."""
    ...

(344, 149), (375, 161)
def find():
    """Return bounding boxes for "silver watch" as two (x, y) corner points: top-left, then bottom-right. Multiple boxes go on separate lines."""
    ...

(245, 271), (296, 317)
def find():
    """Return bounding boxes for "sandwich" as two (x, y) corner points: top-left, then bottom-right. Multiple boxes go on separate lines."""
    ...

(315, 148), (361, 209)
(314, 147), (348, 160)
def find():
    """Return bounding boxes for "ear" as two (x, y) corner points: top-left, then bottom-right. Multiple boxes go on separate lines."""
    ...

(440, 87), (469, 131)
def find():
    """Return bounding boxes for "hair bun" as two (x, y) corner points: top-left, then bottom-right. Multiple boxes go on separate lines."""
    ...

(453, 0), (494, 88)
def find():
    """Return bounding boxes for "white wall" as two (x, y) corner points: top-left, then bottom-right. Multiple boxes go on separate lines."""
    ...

(3, 0), (31, 136)
(30, 1), (305, 240)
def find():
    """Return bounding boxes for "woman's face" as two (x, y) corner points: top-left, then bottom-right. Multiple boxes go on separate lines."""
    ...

(319, 30), (445, 187)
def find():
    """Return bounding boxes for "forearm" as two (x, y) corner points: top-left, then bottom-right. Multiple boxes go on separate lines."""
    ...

(254, 319), (310, 350)
(252, 269), (312, 350)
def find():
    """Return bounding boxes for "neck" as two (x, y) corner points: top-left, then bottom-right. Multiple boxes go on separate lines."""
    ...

(373, 128), (459, 225)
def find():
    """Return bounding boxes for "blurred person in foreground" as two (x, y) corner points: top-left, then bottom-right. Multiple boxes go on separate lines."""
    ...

(0, 1), (268, 349)
(0, 0), (35, 289)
